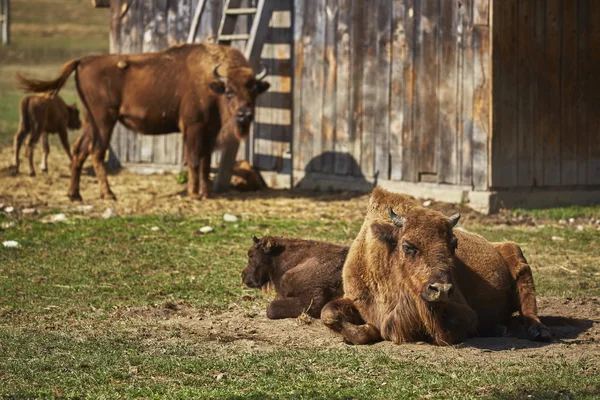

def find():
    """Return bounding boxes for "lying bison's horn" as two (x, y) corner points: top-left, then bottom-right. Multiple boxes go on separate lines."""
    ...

(252, 235), (260, 244)
(255, 64), (268, 81)
(388, 207), (405, 228)
(449, 213), (461, 227)
(213, 63), (227, 83)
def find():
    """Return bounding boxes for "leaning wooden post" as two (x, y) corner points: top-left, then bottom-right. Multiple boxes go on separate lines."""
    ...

(1, 0), (10, 45)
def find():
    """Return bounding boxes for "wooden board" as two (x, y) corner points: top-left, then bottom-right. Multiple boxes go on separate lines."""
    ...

(576, 0), (589, 185)
(459, 0), (474, 186)
(360, 0), (377, 179)
(471, 25), (490, 190)
(321, 0), (338, 175)
(587, 0), (600, 185)
(389, 0), (405, 181)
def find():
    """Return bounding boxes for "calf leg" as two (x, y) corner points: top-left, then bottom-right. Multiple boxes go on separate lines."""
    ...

(40, 132), (49, 172)
(321, 298), (381, 345)
(13, 127), (29, 174)
(266, 296), (306, 319)
(493, 242), (551, 342)
(68, 128), (93, 201)
(58, 128), (72, 162)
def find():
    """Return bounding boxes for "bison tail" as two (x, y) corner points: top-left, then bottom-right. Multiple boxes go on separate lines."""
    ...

(18, 96), (31, 133)
(16, 59), (80, 95)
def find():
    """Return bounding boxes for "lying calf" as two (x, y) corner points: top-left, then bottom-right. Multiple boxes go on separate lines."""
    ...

(322, 187), (551, 346)
(243, 235), (348, 319)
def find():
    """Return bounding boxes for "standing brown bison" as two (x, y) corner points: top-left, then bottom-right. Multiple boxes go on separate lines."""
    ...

(16, 43), (269, 201)
(243, 235), (348, 319)
(321, 187), (551, 346)
(12, 93), (81, 176)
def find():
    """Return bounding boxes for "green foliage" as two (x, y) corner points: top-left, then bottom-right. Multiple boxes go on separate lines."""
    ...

(176, 169), (188, 184)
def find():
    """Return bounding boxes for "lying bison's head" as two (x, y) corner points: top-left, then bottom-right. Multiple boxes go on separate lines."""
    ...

(371, 207), (461, 305)
(242, 235), (281, 289)
(67, 103), (82, 130)
(210, 64), (270, 139)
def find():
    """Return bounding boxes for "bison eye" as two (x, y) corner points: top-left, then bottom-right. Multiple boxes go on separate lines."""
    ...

(402, 242), (417, 256)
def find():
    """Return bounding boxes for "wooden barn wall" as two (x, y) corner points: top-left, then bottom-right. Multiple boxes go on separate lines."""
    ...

(293, 0), (491, 190)
(492, 0), (600, 188)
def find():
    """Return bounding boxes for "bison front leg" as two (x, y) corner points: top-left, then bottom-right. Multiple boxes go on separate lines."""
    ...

(12, 127), (29, 175)
(321, 298), (381, 345)
(493, 242), (551, 342)
(199, 153), (213, 199)
(68, 129), (92, 201)
(40, 132), (49, 173)
(183, 125), (203, 199)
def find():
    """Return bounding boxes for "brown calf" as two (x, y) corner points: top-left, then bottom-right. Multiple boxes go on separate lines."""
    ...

(13, 93), (81, 176)
(243, 235), (348, 319)
(322, 187), (550, 346)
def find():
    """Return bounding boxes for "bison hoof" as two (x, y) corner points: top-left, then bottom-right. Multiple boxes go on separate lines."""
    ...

(68, 192), (83, 202)
(101, 192), (117, 201)
(28, 171), (36, 177)
(200, 192), (214, 200)
(41, 168), (48, 173)
(528, 323), (551, 342)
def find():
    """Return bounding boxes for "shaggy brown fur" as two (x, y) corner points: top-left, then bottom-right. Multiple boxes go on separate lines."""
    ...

(243, 236), (348, 319)
(12, 93), (81, 176)
(321, 187), (550, 346)
(16, 43), (269, 201)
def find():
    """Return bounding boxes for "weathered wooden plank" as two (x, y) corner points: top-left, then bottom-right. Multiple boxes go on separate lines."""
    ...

(360, 0), (377, 179)
(587, 0), (600, 184)
(389, 0), (405, 181)
(542, 0), (562, 186)
(334, 0), (351, 176)
(400, 0), (416, 181)
(516, 0), (535, 187)
(459, 0), (474, 186)
(533, 0), (545, 186)
(320, 0), (337, 175)
(138, 0), (156, 164)
(349, 0), (365, 177)
(473, 0), (489, 26)
(151, 0), (170, 166)
(560, 0), (578, 185)
(437, 0), (459, 184)
(414, 0), (439, 180)
(491, 0), (517, 188)
(576, 0), (589, 185)
(471, 25), (490, 190)
(373, 0), (392, 181)
(292, 0), (305, 175)
(127, 0), (143, 164)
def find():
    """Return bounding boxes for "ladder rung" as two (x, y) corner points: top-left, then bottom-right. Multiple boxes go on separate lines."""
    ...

(225, 8), (257, 15)
(218, 33), (250, 41)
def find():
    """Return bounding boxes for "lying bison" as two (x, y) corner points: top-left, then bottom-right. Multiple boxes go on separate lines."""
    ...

(16, 43), (269, 201)
(322, 187), (550, 346)
(12, 93), (81, 176)
(243, 235), (348, 319)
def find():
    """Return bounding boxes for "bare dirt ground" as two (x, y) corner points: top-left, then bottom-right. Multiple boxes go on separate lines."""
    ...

(108, 296), (600, 365)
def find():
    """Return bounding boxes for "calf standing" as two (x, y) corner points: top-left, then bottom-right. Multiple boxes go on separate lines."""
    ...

(13, 93), (81, 176)
(243, 235), (348, 319)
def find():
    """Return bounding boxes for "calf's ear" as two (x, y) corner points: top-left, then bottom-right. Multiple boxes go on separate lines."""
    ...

(210, 81), (226, 94)
(371, 223), (398, 248)
(252, 235), (260, 244)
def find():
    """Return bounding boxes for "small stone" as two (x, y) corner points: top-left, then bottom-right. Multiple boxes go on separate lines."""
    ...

(551, 236), (565, 242)
(2, 240), (20, 248)
(595, 219), (600, 226)
(4, 206), (14, 213)
(422, 200), (432, 207)
(568, 217), (575, 224)
(215, 373), (226, 381)
(150, 226), (160, 231)
(198, 226), (214, 234)
(1, 221), (15, 229)
(558, 219), (567, 225)
(576, 225), (584, 232)
(22, 208), (38, 216)
(102, 208), (119, 219)
(76, 205), (93, 214)
(223, 213), (238, 222)
(50, 214), (67, 222)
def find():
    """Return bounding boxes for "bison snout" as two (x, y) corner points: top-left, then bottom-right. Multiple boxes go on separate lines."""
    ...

(423, 283), (454, 303)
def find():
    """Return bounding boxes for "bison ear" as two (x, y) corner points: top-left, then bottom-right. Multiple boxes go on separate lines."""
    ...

(252, 235), (260, 244)
(257, 80), (270, 94)
(210, 81), (226, 95)
(371, 223), (398, 248)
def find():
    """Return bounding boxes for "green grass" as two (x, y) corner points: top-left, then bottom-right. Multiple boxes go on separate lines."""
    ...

(510, 205), (600, 221)
(1, 215), (599, 398)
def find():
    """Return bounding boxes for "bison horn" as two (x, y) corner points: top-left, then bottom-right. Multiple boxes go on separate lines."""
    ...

(213, 63), (227, 83)
(388, 207), (405, 228)
(255, 64), (268, 81)
(449, 213), (461, 227)
(252, 235), (260, 244)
